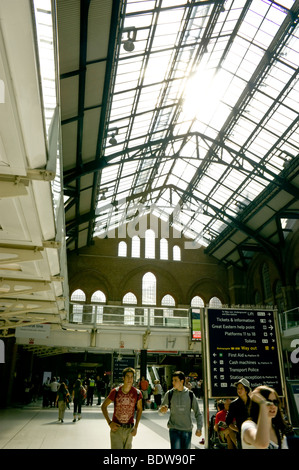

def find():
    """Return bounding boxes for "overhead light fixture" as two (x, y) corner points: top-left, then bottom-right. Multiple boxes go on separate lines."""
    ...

(108, 127), (119, 146)
(122, 27), (137, 52)
(109, 134), (118, 145)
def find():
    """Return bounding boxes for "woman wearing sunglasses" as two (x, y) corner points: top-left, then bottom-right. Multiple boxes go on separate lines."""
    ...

(241, 385), (289, 449)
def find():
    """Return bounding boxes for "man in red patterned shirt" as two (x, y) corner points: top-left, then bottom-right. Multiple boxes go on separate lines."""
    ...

(101, 367), (143, 449)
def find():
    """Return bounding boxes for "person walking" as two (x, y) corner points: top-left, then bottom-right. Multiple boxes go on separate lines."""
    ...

(101, 367), (142, 449)
(159, 370), (203, 449)
(72, 378), (86, 422)
(55, 382), (69, 423)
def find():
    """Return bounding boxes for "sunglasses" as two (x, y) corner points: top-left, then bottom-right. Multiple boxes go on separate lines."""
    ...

(267, 399), (279, 407)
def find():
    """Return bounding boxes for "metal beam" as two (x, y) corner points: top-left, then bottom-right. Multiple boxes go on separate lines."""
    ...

(0, 278), (52, 296)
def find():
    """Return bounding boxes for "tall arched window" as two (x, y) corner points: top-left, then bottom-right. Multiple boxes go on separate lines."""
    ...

(131, 236), (140, 258)
(160, 238), (168, 260)
(254, 290), (261, 305)
(91, 290), (106, 323)
(118, 241), (127, 257)
(123, 292), (138, 325)
(262, 263), (272, 300)
(161, 294), (175, 318)
(145, 229), (155, 259)
(142, 272), (156, 305)
(173, 245), (181, 261)
(296, 270), (299, 304)
(209, 296), (222, 308)
(70, 289), (86, 322)
(191, 296), (205, 308)
(274, 280), (284, 313)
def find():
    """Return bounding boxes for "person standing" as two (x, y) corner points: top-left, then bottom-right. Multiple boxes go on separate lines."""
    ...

(153, 379), (163, 408)
(159, 370), (203, 449)
(96, 375), (105, 405)
(101, 367), (142, 449)
(50, 377), (59, 407)
(139, 375), (149, 409)
(86, 376), (95, 406)
(225, 378), (251, 448)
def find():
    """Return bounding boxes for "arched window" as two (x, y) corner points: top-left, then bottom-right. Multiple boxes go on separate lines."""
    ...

(91, 290), (106, 324)
(91, 290), (106, 303)
(118, 241), (127, 257)
(160, 238), (168, 260)
(70, 289), (86, 322)
(123, 292), (138, 304)
(262, 262), (271, 300)
(209, 296), (222, 308)
(296, 270), (299, 304)
(131, 236), (140, 258)
(161, 294), (175, 318)
(274, 280), (284, 313)
(173, 245), (181, 261)
(71, 289), (86, 302)
(123, 292), (138, 325)
(142, 272), (156, 305)
(145, 229), (155, 259)
(254, 290), (261, 305)
(161, 294), (175, 306)
(191, 296), (205, 308)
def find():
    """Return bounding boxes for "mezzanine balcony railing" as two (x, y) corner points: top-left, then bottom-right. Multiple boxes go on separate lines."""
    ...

(69, 302), (190, 329)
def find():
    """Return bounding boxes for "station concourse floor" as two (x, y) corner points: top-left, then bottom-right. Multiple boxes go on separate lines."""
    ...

(0, 398), (211, 450)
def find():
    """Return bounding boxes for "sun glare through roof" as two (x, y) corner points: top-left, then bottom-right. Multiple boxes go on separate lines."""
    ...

(94, 0), (299, 248)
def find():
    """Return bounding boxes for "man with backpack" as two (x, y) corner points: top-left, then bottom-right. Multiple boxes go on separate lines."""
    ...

(159, 370), (203, 449)
(101, 367), (143, 449)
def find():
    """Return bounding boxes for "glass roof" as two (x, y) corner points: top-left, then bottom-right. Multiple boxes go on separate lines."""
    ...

(94, 0), (299, 247)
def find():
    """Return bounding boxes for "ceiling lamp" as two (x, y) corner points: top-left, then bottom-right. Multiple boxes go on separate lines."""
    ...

(108, 127), (118, 145)
(109, 134), (118, 145)
(122, 27), (137, 53)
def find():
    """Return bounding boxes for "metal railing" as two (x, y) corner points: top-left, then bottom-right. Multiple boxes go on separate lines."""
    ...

(69, 302), (190, 328)
(280, 307), (299, 331)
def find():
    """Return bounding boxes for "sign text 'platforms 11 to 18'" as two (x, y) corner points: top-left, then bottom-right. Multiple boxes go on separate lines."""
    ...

(206, 308), (283, 398)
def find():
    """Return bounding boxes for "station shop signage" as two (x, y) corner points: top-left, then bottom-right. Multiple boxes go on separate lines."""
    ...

(205, 308), (284, 398)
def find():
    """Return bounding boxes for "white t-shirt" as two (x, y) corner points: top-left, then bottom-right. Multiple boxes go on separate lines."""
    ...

(241, 420), (288, 449)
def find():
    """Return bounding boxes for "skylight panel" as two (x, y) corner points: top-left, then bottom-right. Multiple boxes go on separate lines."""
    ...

(94, 0), (299, 248)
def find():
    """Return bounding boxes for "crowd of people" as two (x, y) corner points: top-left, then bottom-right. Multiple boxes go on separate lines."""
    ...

(213, 377), (293, 449)
(22, 370), (295, 450)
